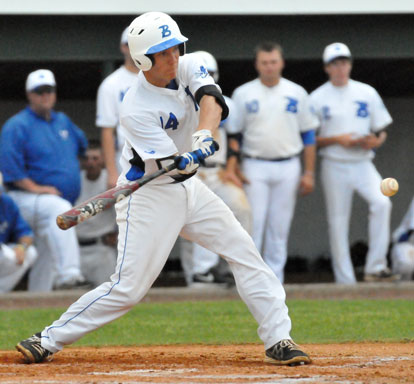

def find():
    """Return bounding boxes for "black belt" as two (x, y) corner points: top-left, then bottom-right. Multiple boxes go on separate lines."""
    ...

(243, 154), (295, 162)
(200, 163), (223, 169)
(78, 233), (116, 246)
(78, 238), (100, 246)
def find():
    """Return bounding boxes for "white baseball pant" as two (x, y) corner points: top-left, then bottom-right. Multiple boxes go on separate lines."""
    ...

(391, 243), (414, 280)
(321, 158), (392, 284)
(192, 167), (252, 275)
(242, 157), (301, 283)
(0, 244), (37, 293)
(40, 177), (291, 352)
(8, 191), (84, 291)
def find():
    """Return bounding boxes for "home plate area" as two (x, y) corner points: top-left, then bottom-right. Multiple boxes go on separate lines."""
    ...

(1, 343), (413, 383)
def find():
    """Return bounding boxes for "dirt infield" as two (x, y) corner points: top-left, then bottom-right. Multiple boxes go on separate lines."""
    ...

(1, 343), (413, 383)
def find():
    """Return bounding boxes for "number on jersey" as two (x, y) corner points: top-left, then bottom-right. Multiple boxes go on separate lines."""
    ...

(160, 113), (179, 130)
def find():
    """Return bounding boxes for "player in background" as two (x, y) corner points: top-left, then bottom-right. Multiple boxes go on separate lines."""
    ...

(231, 42), (318, 283)
(0, 69), (88, 291)
(96, 27), (140, 188)
(75, 142), (118, 287)
(188, 50), (252, 285)
(310, 42), (398, 284)
(391, 196), (414, 280)
(16, 12), (311, 367)
(0, 172), (38, 293)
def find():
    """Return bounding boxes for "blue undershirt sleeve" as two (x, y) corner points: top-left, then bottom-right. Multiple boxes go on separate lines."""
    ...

(5, 195), (33, 241)
(301, 130), (316, 146)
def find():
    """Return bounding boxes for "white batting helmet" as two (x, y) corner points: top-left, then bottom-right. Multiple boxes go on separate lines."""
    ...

(128, 12), (188, 71)
(193, 51), (219, 82)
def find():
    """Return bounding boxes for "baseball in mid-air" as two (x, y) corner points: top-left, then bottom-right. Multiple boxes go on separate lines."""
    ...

(380, 178), (399, 197)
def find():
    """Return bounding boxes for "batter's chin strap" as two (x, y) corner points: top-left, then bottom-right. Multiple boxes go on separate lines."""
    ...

(195, 85), (229, 121)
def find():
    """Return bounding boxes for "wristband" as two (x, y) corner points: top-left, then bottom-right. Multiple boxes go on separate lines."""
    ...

(227, 148), (241, 162)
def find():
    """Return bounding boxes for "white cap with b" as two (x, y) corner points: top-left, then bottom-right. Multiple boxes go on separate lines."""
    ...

(323, 42), (351, 64)
(26, 69), (56, 92)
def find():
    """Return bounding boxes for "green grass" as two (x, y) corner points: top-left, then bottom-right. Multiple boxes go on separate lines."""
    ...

(1, 299), (413, 350)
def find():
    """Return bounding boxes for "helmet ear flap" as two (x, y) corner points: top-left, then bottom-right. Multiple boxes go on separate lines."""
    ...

(132, 54), (153, 71)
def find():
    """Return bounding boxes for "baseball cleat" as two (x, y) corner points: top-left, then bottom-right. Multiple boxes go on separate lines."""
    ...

(363, 268), (400, 282)
(16, 333), (53, 363)
(265, 339), (311, 366)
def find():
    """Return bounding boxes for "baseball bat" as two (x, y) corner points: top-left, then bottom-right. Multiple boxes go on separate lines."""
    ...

(56, 162), (177, 230)
(56, 142), (219, 230)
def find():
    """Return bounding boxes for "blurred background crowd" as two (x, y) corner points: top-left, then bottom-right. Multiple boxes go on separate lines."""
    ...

(0, 2), (413, 292)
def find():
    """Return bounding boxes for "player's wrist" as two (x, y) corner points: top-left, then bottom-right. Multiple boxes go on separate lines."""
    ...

(15, 243), (28, 251)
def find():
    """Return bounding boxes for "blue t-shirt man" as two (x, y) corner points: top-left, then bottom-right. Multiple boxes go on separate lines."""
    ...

(0, 106), (87, 204)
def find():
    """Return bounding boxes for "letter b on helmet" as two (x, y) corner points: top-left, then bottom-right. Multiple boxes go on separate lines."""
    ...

(128, 12), (188, 71)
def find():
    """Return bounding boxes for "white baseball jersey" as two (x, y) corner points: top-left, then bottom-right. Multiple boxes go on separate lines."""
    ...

(310, 79), (393, 161)
(231, 78), (318, 159)
(75, 170), (117, 240)
(96, 66), (137, 152)
(119, 53), (216, 183)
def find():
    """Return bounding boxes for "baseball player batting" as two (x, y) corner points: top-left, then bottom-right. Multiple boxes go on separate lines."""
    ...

(16, 12), (310, 367)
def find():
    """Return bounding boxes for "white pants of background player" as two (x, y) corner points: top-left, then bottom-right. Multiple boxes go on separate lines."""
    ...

(79, 243), (117, 287)
(40, 177), (291, 352)
(391, 243), (414, 280)
(191, 167), (252, 277)
(242, 157), (301, 283)
(0, 244), (37, 293)
(8, 191), (84, 291)
(321, 158), (391, 284)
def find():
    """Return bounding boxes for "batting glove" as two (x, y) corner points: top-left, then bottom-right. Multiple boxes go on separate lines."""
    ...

(192, 129), (216, 158)
(174, 150), (202, 174)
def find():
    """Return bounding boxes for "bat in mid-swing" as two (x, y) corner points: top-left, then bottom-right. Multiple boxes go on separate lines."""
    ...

(57, 141), (219, 230)
(56, 162), (177, 230)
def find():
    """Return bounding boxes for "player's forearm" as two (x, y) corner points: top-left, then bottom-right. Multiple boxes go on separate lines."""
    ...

(197, 95), (221, 136)
(376, 131), (387, 147)
(101, 128), (118, 175)
(14, 178), (44, 193)
(316, 136), (341, 147)
(226, 156), (239, 172)
(302, 145), (316, 175)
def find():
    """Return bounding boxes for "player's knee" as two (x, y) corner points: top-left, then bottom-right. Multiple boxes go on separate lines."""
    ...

(25, 246), (38, 266)
(40, 195), (73, 216)
(394, 257), (414, 272)
(113, 284), (144, 307)
(53, 196), (72, 213)
(371, 195), (392, 214)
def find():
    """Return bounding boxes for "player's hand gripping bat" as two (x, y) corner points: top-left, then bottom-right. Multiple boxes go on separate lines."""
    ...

(56, 142), (219, 230)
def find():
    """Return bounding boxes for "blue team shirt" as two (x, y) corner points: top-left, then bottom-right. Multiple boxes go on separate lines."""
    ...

(0, 193), (33, 244)
(0, 107), (88, 204)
